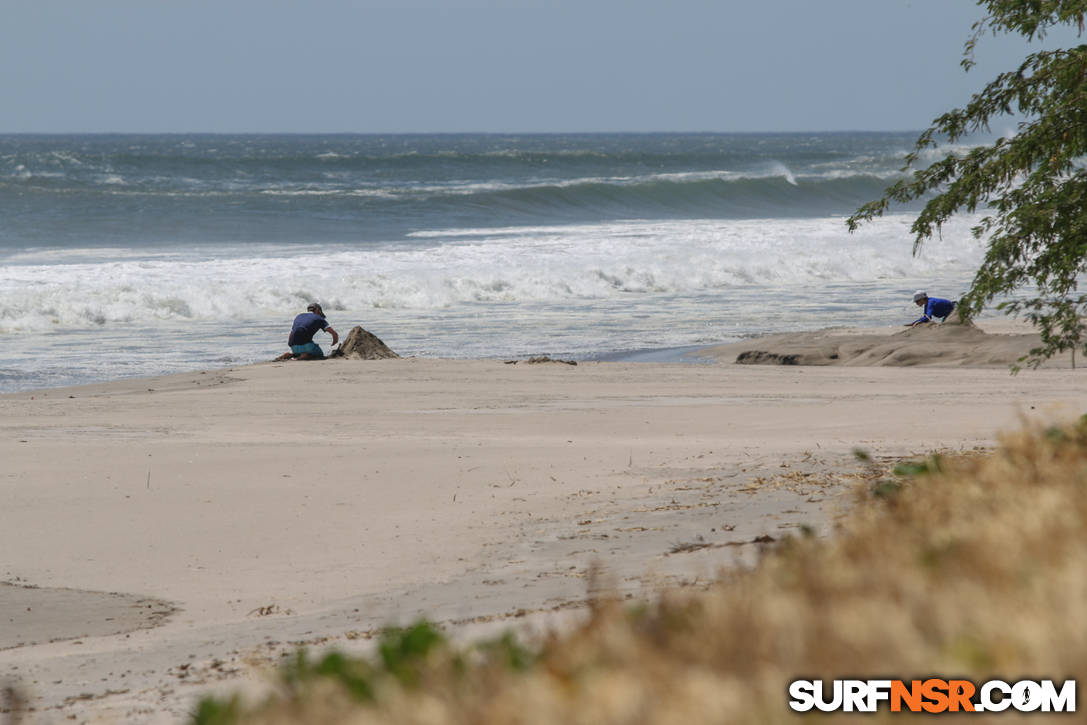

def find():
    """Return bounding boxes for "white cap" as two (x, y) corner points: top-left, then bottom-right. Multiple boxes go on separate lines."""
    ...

(912, 290), (927, 302)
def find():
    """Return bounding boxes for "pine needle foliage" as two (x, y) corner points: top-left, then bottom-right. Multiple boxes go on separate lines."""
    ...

(847, 1), (1087, 367)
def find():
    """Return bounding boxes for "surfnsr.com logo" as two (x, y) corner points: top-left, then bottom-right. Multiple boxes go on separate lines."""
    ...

(788, 679), (1076, 713)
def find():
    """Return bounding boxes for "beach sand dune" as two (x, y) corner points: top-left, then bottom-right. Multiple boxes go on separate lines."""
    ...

(2, 332), (1087, 722)
(694, 319), (1063, 368)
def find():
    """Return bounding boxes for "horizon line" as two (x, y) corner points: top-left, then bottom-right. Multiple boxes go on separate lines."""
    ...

(0, 128), (929, 137)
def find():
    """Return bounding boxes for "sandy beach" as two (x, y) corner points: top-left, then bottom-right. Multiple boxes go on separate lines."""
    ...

(4, 321), (1087, 723)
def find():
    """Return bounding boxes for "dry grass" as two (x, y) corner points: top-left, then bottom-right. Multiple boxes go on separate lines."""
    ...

(195, 422), (1087, 724)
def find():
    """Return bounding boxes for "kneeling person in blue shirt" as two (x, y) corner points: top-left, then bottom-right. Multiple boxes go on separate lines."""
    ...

(908, 290), (956, 327)
(276, 303), (339, 360)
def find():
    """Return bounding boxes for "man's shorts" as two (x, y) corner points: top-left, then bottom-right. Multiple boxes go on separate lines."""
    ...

(290, 342), (324, 357)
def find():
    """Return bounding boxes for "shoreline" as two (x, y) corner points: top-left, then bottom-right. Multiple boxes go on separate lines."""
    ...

(588, 343), (720, 364)
(4, 324), (1087, 722)
(2, 316), (1044, 398)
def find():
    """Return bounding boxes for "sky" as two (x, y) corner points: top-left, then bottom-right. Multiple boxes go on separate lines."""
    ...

(0, 0), (1079, 134)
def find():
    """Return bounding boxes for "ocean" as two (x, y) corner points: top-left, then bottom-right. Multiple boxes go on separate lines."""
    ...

(0, 132), (989, 393)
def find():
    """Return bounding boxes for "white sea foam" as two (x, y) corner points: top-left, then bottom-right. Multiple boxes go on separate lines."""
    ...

(897, 141), (987, 165)
(48, 151), (84, 166)
(252, 165), (891, 201)
(258, 187), (400, 199)
(767, 161), (798, 186)
(0, 214), (985, 335)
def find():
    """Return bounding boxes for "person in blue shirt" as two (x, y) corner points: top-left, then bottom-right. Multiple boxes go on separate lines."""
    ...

(907, 290), (957, 326)
(275, 303), (339, 360)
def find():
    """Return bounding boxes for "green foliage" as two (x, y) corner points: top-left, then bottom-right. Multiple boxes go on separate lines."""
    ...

(893, 454), (944, 477)
(477, 630), (537, 671)
(190, 695), (242, 725)
(185, 620), (451, 724)
(871, 479), (905, 499)
(869, 454), (944, 498)
(1045, 423), (1076, 442)
(377, 619), (447, 685)
(281, 649), (377, 702)
(184, 619), (546, 724)
(848, 1), (1087, 366)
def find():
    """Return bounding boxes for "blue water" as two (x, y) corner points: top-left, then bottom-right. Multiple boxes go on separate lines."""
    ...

(0, 133), (990, 392)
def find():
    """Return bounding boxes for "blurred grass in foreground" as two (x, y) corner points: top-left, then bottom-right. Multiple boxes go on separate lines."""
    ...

(193, 421), (1087, 724)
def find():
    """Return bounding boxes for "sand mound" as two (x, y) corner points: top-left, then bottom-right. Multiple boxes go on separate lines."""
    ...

(696, 320), (1057, 368)
(330, 326), (400, 360)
